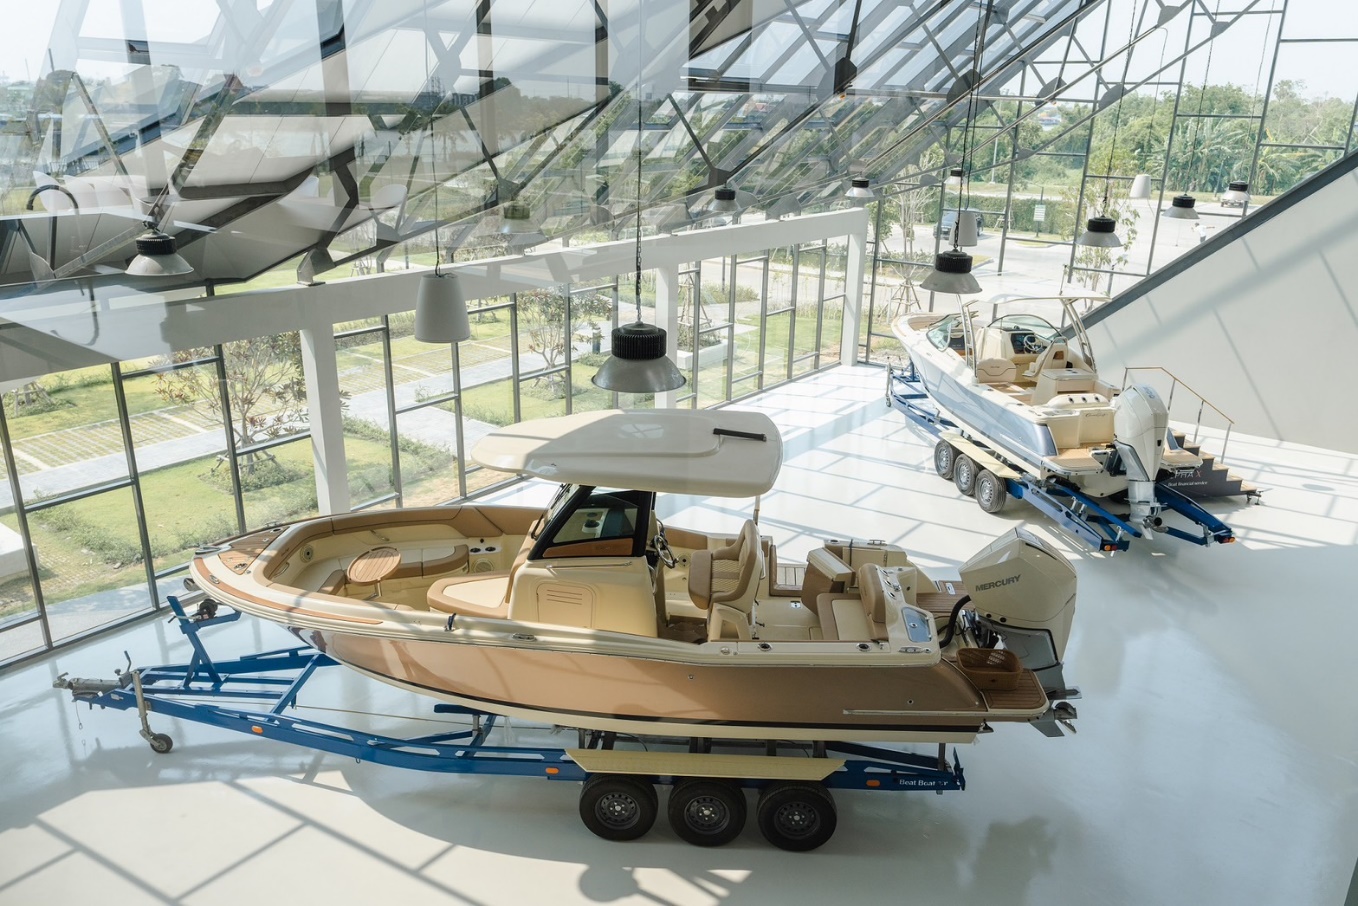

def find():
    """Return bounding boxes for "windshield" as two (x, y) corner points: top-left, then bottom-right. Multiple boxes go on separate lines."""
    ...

(926, 314), (963, 352)
(990, 314), (1061, 340)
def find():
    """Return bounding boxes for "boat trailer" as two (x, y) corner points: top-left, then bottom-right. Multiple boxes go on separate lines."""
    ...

(53, 594), (964, 851)
(886, 362), (1238, 552)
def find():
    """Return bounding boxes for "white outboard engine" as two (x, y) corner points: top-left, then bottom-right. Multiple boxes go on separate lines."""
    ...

(959, 528), (1077, 698)
(1112, 384), (1169, 527)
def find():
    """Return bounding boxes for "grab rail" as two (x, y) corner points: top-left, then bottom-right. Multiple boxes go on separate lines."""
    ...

(1121, 366), (1235, 465)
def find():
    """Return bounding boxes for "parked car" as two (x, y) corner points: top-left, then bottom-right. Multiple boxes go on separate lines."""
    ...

(934, 209), (986, 241)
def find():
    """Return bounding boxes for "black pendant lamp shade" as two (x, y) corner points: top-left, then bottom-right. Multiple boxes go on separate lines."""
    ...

(1077, 214), (1123, 248)
(709, 187), (739, 214)
(1221, 180), (1250, 206)
(845, 177), (875, 205)
(591, 322), (686, 392)
(1162, 193), (1199, 220)
(920, 248), (982, 294)
(126, 228), (193, 277)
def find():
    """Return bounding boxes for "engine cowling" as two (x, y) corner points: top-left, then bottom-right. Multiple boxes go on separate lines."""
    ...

(1112, 384), (1169, 524)
(959, 528), (1076, 693)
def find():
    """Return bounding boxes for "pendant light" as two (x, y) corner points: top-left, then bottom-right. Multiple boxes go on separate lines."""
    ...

(1162, 193), (1199, 220)
(414, 121), (470, 344)
(1129, 173), (1152, 199)
(921, 248), (982, 294)
(1078, 214), (1123, 248)
(1221, 180), (1250, 207)
(1078, 14), (1138, 250)
(126, 227), (192, 276)
(499, 200), (538, 234)
(592, 68), (685, 394)
(845, 177), (875, 205)
(1163, 25), (1214, 223)
(923, 3), (990, 296)
(708, 187), (739, 214)
(414, 271), (470, 343)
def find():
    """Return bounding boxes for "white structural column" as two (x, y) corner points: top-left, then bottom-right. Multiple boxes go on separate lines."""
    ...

(653, 260), (683, 409)
(298, 312), (351, 515)
(841, 214), (869, 366)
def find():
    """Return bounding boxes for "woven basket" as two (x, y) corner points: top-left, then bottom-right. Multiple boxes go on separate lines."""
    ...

(957, 648), (1021, 691)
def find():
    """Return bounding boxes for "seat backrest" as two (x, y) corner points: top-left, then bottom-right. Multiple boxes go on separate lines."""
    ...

(711, 520), (763, 614)
(975, 357), (1017, 384)
(688, 520), (764, 640)
(1029, 338), (1070, 374)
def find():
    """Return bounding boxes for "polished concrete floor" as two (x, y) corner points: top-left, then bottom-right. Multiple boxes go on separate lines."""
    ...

(3, 365), (1356, 906)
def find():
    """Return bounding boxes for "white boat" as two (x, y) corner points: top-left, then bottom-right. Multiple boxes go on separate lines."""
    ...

(892, 294), (1203, 530)
(192, 408), (1080, 745)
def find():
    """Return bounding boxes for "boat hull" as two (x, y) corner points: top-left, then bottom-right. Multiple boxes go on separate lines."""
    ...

(906, 347), (1059, 468)
(300, 626), (1039, 744)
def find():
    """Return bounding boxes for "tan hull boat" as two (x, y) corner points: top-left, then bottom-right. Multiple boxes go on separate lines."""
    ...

(192, 409), (1079, 745)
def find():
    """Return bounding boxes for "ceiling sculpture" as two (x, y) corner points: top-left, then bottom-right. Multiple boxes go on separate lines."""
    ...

(0, 0), (1258, 305)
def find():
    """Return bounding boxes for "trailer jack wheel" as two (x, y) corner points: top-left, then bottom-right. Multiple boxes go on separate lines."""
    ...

(974, 470), (1007, 514)
(933, 440), (956, 479)
(146, 732), (173, 754)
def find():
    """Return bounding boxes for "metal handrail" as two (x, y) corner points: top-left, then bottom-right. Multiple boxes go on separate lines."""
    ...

(1121, 365), (1235, 464)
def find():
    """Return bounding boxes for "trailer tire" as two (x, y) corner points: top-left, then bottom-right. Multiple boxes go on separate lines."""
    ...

(953, 455), (977, 495)
(668, 779), (746, 846)
(933, 440), (956, 479)
(579, 774), (658, 841)
(756, 781), (837, 851)
(974, 470), (1007, 513)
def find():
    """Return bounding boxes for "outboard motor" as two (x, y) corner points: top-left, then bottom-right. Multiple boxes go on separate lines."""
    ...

(959, 528), (1076, 698)
(1111, 383), (1169, 527)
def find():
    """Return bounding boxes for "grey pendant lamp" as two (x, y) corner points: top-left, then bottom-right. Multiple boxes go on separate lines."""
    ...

(592, 76), (685, 394)
(921, 248), (982, 294)
(1078, 214), (1123, 248)
(708, 187), (739, 215)
(1162, 192), (1199, 220)
(414, 270), (470, 343)
(1221, 180), (1250, 206)
(923, 2), (990, 296)
(845, 177), (875, 205)
(126, 227), (192, 276)
(414, 125), (471, 344)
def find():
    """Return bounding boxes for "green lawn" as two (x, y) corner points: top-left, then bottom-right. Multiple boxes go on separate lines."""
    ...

(0, 432), (413, 619)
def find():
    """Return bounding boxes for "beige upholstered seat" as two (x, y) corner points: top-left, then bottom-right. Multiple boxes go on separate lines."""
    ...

(687, 520), (764, 640)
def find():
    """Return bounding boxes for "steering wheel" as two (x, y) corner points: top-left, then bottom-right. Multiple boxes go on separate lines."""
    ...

(653, 522), (678, 569)
(1023, 334), (1050, 355)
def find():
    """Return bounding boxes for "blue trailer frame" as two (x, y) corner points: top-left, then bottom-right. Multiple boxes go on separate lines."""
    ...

(885, 362), (1236, 551)
(55, 595), (965, 803)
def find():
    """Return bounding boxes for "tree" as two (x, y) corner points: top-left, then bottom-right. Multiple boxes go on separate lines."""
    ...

(154, 335), (308, 471)
(515, 288), (613, 396)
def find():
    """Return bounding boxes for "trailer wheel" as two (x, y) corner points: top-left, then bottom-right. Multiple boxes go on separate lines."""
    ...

(953, 455), (977, 495)
(756, 781), (837, 851)
(933, 440), (956, 479)
(147, 733), (173, 755)
(579, 774), (658, 841)
(974, 470), (1007, 514)
(668, 779), (746, 846)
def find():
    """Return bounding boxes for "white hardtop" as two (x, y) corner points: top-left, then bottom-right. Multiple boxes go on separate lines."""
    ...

(471, 408), (783, 497)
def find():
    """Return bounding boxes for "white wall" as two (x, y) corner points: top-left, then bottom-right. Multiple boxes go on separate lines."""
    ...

(1086, 166), (1358, 454)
